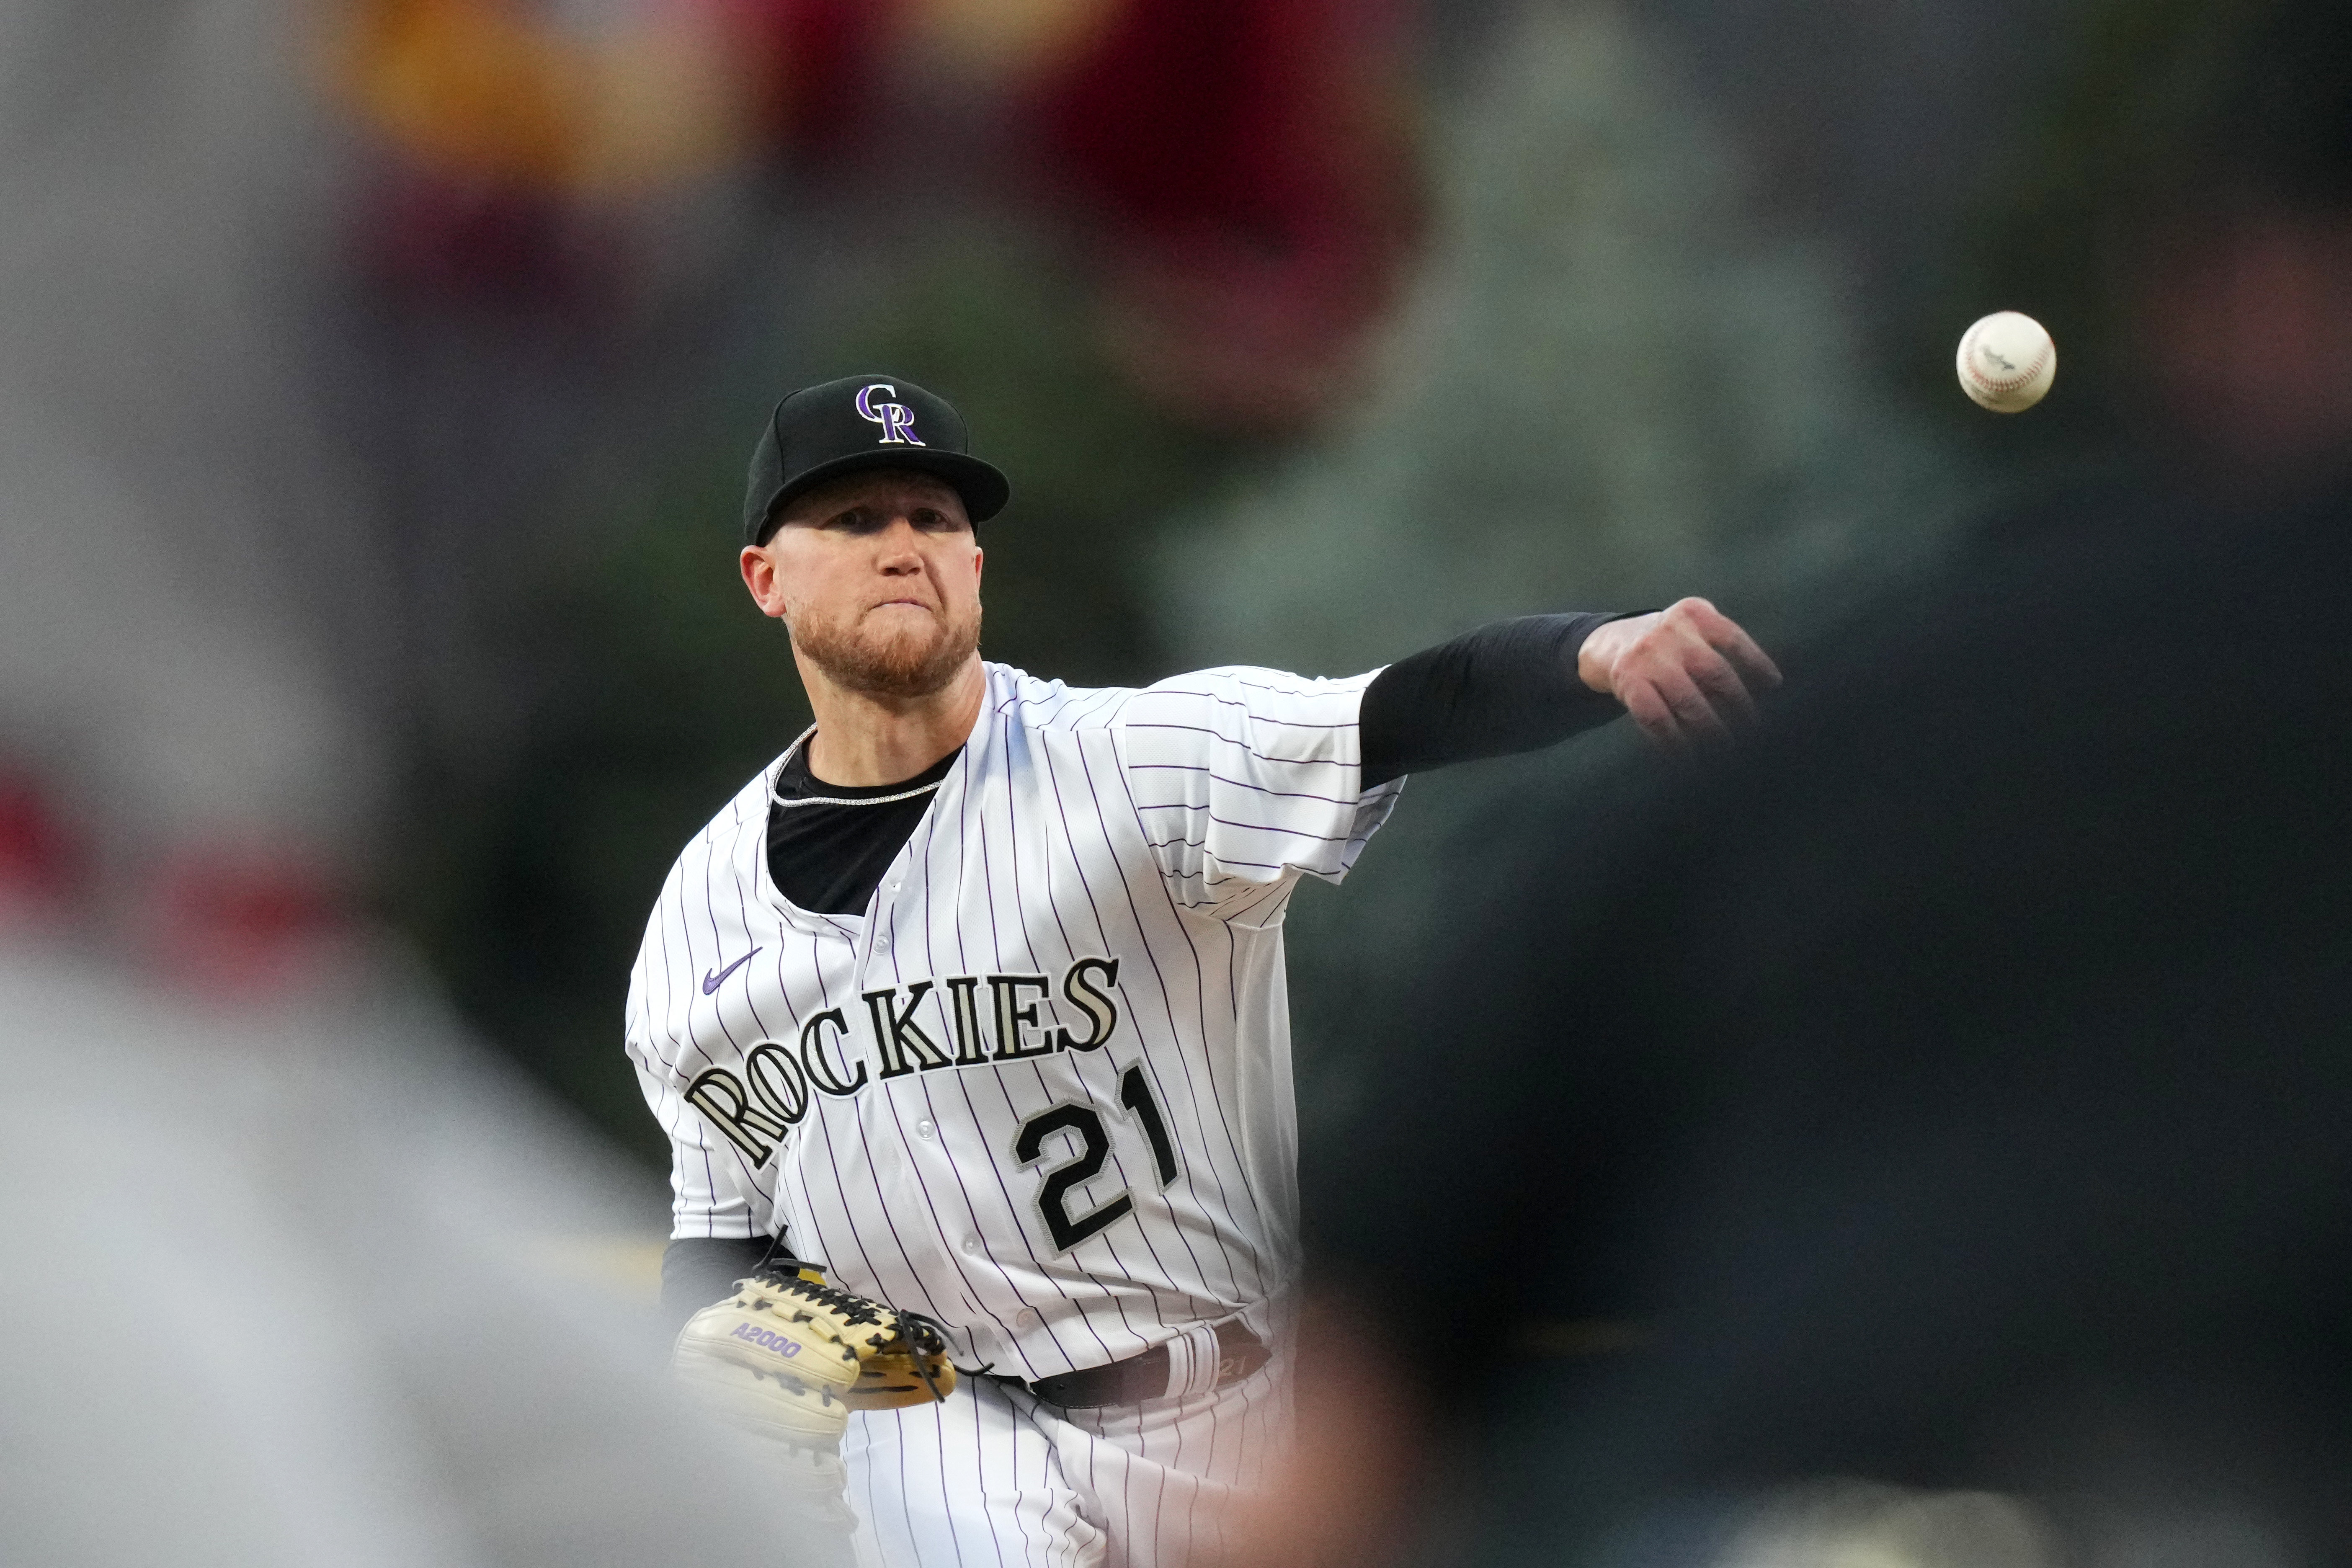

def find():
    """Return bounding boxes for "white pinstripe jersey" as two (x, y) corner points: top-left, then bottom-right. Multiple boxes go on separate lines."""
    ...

(627, 660), (1401, 1380)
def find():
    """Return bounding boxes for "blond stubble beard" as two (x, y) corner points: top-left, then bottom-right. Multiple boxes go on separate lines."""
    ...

(789, 597), (984, 699)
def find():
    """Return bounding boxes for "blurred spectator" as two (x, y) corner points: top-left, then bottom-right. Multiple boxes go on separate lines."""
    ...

(1272, 3), (2352, 1564)
(334, 0), (1423, 432)
(0, 0), (386, 987)
(1033, 0), (1422, 429)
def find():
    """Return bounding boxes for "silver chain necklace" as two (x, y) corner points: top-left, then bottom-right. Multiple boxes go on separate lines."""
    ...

(768, 725), (950, 810)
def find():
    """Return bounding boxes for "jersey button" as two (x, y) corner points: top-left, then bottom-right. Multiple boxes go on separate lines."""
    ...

(916, 1119), (936, 1140)
(962, 1236), (980, 1256)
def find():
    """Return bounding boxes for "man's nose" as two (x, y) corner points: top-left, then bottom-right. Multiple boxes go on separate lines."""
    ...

(877, 516), (925, 569)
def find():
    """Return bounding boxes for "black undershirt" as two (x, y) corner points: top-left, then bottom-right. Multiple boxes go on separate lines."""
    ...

(702, 611), (1627, 1325)
(766, 740), (962, 915)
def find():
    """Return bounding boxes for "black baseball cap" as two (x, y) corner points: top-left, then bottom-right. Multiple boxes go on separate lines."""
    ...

(742, 374), (1011, 545)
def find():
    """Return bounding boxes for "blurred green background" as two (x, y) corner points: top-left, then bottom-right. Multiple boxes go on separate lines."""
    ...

(375, 0), (2303, 1167)
(0, 0), (2274, 1168)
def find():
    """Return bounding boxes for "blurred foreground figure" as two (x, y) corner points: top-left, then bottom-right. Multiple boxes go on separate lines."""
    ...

(1275, 6), (2352, 1565)
(0, 949), (805, 1566)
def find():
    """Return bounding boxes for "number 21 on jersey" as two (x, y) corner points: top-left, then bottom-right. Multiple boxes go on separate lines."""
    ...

(1014, 1063), (1182, 1251)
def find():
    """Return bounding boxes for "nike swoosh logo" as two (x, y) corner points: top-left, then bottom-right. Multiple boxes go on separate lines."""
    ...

(702, 948), (761, 995)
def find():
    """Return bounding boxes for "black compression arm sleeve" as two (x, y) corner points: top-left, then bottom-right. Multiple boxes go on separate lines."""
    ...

(1358, 613), (1630, 788)
(661, 1236), (780, 1337)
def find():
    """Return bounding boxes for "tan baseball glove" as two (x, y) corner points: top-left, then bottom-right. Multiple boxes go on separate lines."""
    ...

(671, 1263), (958, 1448)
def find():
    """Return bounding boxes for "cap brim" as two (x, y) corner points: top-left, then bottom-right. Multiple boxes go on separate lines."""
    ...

(754, 449), (1010, 542)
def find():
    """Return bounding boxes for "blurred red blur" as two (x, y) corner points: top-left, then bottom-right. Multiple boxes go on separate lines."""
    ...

(335, 0), (1423, 430)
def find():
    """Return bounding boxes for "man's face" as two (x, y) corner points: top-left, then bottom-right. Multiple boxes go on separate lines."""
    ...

(741, 469), (983, 699)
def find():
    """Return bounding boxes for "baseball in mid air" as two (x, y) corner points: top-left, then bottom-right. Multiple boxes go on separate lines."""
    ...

(1956, 311), (2056, 413)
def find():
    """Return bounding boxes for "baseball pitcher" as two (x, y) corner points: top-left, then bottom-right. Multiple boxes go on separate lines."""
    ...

(628, 375), (1777, 1566)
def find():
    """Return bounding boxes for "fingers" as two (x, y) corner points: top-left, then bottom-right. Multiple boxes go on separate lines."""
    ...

(1682, 600), (1783, 690)
(1617, 676), (1686, 747)
(1684, 643), (1761, 725)
(1651, 661), (1730, 740)
(1619, 668), (1724, 749)
(1610, 598), (1779, 749)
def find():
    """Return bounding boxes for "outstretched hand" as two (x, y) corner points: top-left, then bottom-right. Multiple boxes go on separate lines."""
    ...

(1578, 598), (1782, 748)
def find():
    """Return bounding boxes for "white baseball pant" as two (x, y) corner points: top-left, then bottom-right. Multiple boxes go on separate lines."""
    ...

(844, 1326), (1292, 1568)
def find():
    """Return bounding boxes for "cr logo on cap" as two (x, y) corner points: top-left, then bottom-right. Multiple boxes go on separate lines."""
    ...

(854, 383), (925, 447)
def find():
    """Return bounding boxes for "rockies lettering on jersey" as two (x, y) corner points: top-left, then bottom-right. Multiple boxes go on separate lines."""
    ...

(627, 661), (1400, 1381)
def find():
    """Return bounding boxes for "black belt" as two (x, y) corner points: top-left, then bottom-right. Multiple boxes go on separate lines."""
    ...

(1000, 1320), (1269, 1410)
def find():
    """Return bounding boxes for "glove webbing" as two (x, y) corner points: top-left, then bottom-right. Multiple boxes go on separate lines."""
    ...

(752, 1266), (957, 1403)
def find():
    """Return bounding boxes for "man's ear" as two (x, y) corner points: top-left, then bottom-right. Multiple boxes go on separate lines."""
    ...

(740, 545), (790, 621)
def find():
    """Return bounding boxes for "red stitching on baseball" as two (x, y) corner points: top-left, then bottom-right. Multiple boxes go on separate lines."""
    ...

(1962, 321), (2050, 391)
